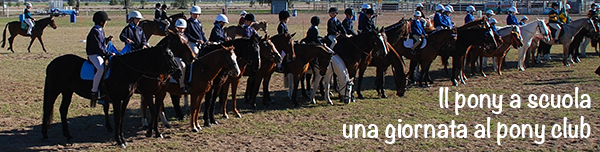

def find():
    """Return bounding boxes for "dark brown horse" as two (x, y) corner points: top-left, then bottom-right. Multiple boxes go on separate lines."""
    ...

(135, 30), (196, 138)
(468, 30), (523, 76)
(42, 36), (181, 148)
(189, 46), (241, 132)
(391, 29), (457, 87)
(282, 43), (333, 107)
(1, 15), (57, 52)
(451, 18), (499, 86)
(224, 20), (269, 38)
(334, 29), (388, 99)
(139, 12), (186, 40)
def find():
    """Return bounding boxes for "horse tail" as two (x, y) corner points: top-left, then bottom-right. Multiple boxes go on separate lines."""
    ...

(1, 23), (8, 48)
(41, 76), (55, 138)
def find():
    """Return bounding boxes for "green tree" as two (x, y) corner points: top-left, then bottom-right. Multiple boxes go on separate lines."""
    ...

(140, 0), (146, 9)
(109, 0), (118, 6)
(68, 0), (75, 6)
(174, 0), (188, 9)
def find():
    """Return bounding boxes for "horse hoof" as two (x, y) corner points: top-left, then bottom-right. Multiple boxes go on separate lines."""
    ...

(223, 115), (229, 119)
(192, 128), (199, 133)
(518, 68), (525, 71)
(381, 94), (387, 98)
(164, 124), (172, 129)
(155, 134), (164, 138)
(145, 132), (152, 138)
(357, 95), (364, 99)
(396, 92), (405, 97)
(204, 122), (212, 127)
(327, 101), (334, 105)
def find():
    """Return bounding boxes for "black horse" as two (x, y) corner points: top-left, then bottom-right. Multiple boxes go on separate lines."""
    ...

(41, 36), (181, 148)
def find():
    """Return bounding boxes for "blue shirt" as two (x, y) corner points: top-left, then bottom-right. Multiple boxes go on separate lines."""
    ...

(342, 17), (357, 36)
(411, 19), (425, 36)
(23, 8), (32, 19)
(86, 25), (110, 56)
(277, 21), (288, 35)
(327, 17), (342, 36)
(119, 23), (147, 50)
(443, 14), (454, 28)
(242, 24), (259, 38)
(185, 18), (207, 43)
(433, 12), (445, 27)
(506, 14), (519, 25)
(358, 12), (368, 31)
(209, 23), (227, 43)
(464, 13), (475, 24)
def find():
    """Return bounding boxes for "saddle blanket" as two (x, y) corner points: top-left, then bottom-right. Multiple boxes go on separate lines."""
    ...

(80, 42), (131, 80)
(403, 38), (427, 49)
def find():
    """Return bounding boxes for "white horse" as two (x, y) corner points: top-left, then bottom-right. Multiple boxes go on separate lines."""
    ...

(536, 18), (598, 66)
(515, 19), (552, 71)
(308, 54), (354, 105)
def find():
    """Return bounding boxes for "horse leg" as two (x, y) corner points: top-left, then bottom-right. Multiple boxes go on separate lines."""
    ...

(140, 95), (149, 129)
(563, 45), (571, 66)
(145, 93), (157, 137)
(356, 66), (367, 99)
(479, 56), (487, 77)
(8, 35), (16, 52)
(245, 76), (255, 104)
(59, 91), (74, 141)
(217, 82), (230, 120)
(42, 88), (61, 140)
(38, 36), (48, 52)
(304, 73), (312, 98)
(230, 80), (242, 118)
(112, 100), (126, 148)
(152, 92), (167, 138)
(170, 94), (184, 120)
(407, 60), (418, 85)
(375, 65), (387, 98)
(118, 98), (131, 147)
(190, 93), (203, 132)
(310, 70), (322, 104)
(262, 72), (274, 106)
(292, 74), (301, 107)
(103, 101), (112, 132)
(27, 37), (36, 53)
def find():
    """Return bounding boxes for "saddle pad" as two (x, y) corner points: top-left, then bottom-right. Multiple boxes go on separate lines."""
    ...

(80, 61), (111, 80)
(403, 38), (427, 49)
(169, 63), (193, 83)
(20, 22), (28, 30)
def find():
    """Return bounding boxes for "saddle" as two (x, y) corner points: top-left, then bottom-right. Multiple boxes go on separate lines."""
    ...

(81, 59), (111, 80)
(548, 23), (564, 43)
(403, 36), (427, 49)
(18, 14), (32, 30)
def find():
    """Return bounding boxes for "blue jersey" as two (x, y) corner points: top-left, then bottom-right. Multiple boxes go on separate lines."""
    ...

(506, 14), (519, 25)
(411, 19), (425, 36)
(443, 14), (453, 28)
(433, 12), (444, 27)
(464, 13), (475, 24)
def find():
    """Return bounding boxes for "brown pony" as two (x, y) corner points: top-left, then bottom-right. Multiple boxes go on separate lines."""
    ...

(468, 30), (523, 76)
(1, 15), (57, 52)
(189, 46), (241, 132)
(139, 12), (186, 40)
(284, 43), (333, 107)
(224, 20), (268, 38)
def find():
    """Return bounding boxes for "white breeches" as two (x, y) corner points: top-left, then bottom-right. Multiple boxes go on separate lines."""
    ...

(89, 55), (104, 92)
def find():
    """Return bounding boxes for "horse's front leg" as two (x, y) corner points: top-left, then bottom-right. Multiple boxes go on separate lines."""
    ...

(38, 36), (48, 52)
(27, 37), (36, 53)
(292, 74), (301, 107)
(169, 93), (184, 120)
(140, 95), (149, 129)
(479, 56), (487, 77)
(217, 82), (230, 120)
(230, 79), (242, 118)
(356, 65), (367, 99)
(309, 70), (322, 104)
(262, 72), (274, 106)
(375, 65), (387, 98)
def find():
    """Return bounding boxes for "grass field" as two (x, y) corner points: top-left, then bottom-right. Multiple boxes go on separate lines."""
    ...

(0, 11), (599, 151)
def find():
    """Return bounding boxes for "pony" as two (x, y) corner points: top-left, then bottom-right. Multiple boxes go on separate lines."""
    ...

(1, 15), (57, 52)
(308, 54), (354, 105)
(41, 36), (182, 148)
(189, 46), (241, 132)
(139, 12), (187, 40)
(535, 18), (597, 66)
(244, 36), (283, 109)
(334, 29), (389, 99)
(224, 21), (269, 38)
(510, 19), (551, 70)
(284, 43), (334, 107)
(200, 35), (261, 124)
(468, 26), (524, 76)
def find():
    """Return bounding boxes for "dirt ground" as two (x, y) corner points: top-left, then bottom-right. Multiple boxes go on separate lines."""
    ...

(0, 10), (600, 151)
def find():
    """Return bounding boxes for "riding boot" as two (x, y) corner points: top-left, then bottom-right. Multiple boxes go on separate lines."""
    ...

(90, 92), (98, 108)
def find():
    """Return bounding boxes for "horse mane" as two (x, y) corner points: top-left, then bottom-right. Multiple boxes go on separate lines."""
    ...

(384, 19), (408, 32)
(458, 17), (486, 29)
(198, 46), (233, 59)
(169, 12), (186, 19)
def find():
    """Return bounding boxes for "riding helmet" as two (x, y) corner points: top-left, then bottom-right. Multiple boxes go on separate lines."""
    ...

(344, 8), (354, 16)
(93, 11), (111, 24)
(328, 7), (338, 13)
(416, 3), (423, 8)
(552, 2), (559, 7)
(310, 16), (320, 26)
(175, 19), (187, 28)
(365, 8), (375, 15)
(245, 13), (256, 22)
(155, 3), (161, 8)
(592, 3), (598, 9)
(279, 10), (290, 21)
(361, 3), (371, 10)
(161, 4), (167, 9)
(215, 14), (229, 23)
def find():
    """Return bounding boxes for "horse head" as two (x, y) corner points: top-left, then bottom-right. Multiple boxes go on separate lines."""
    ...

(222, 46), (241, 77)
(270, 33), (296, 61)
(317, 45), (334, 76)
(151, 36), (183, 79)
(165, 30), (195, 65)
(261, 35), (282, 64)
(374, 27), (389, 57)
(248, 34), (262, 71)
(38, 15), (57, 29)
(509, 31), (524, 49)
(535, 19), (552, 42)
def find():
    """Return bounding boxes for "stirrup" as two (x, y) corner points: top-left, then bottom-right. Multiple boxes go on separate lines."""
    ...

(90, 92), (98, 108)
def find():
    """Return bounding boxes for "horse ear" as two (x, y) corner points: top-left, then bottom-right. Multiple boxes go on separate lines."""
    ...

(291, 32), (296, 37)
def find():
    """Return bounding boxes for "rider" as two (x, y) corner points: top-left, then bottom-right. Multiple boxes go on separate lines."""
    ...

(120, 11), (148, 50)
(519, 16), (529, 25)
(506, 6), (519, 26)
(87, 11), (114, 104)
(154, 3), (161, 21)
(415, 3), (425, 17)
(278, 10), (290, 35)
(342, 8), (357, 36)
(559, 4), (572, 24)
(359, 8), (376, 34)
(209, 14), (230, 44)
(326, 7), (343, 48)
(160, 4), (170, 33)
(410, 11), (426, 54)
(302, 16), (322, 44)
(588, 3), (599, 19)
(465, 5), (476, 24)
(239, 10), (247, 26)
(185, 6), (207, 55)
(23, 3), (34, 35)
(485, 10), (496, 25)
(433, 4), (448, 31)
(242, 13), (260, 38)
(357, 3), (370, 33)
(548, 2), (563, 43)
(489, 18), (499, 34)
(443, 5), (454, 29)
(174, 19), (190, 93)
